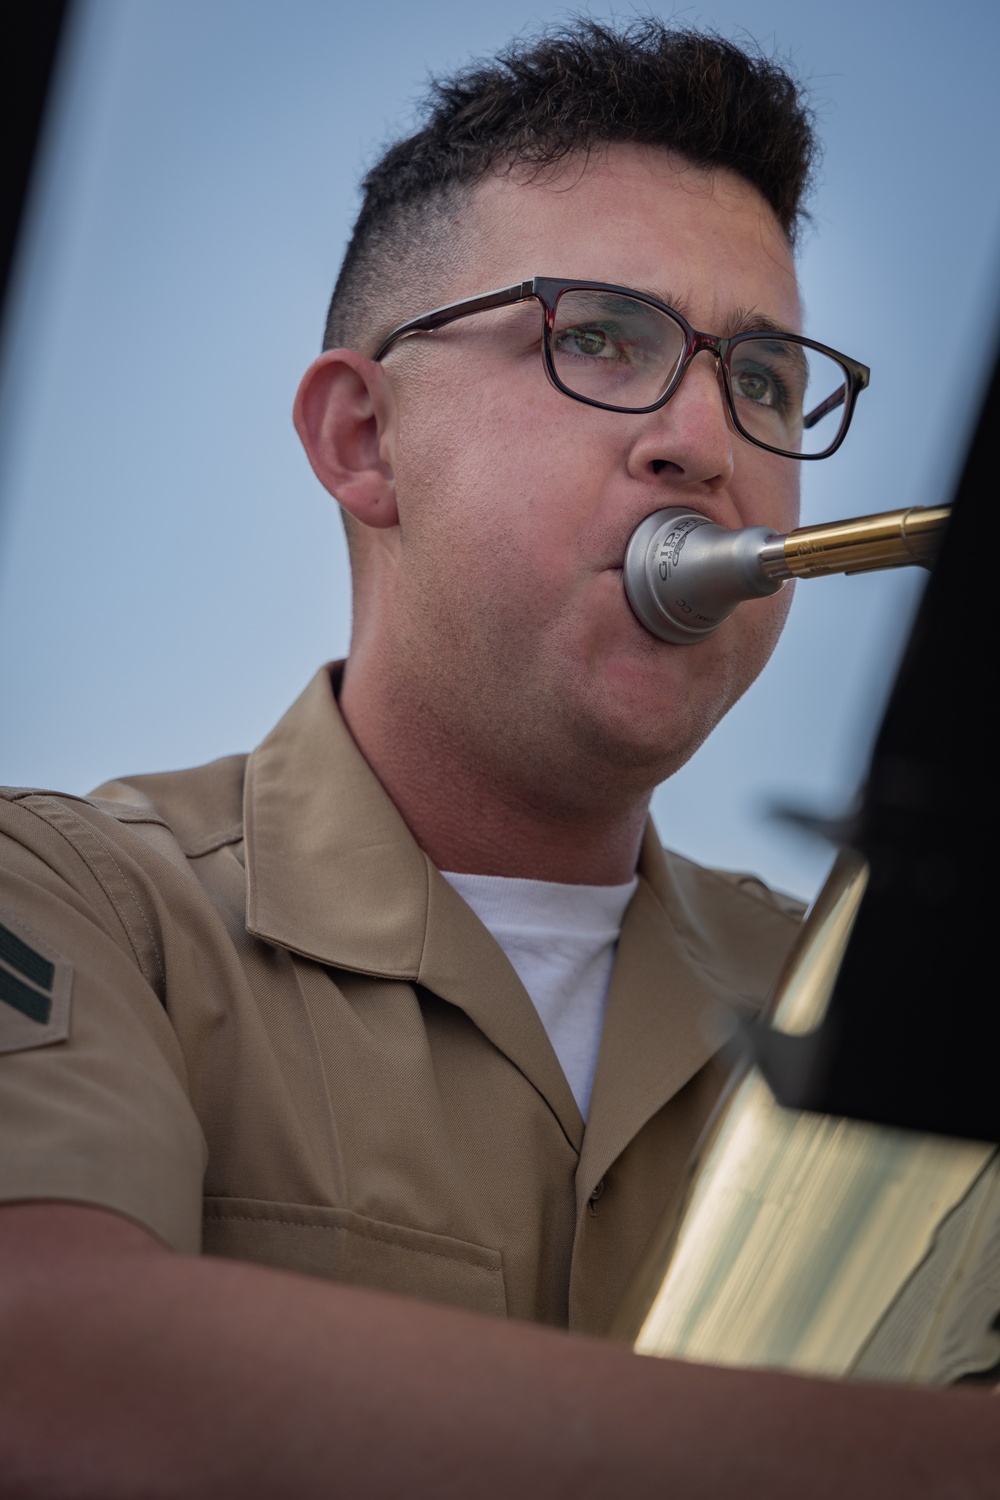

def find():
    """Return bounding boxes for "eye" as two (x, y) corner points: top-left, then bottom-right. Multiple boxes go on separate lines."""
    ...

(732, 360), (790, 413)
(555, 324), (618, 359)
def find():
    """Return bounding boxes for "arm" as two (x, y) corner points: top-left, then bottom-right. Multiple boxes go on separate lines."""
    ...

(1, 1202), (996, 1500)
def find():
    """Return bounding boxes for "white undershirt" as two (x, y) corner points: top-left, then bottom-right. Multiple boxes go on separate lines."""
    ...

(441, 871), (639, 1120)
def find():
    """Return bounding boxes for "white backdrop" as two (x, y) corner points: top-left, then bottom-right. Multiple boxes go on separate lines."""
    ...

(1, 0), (998, 899)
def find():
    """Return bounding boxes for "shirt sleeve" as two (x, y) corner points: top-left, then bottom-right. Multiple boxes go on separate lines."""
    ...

(0, 791), (206, 1251)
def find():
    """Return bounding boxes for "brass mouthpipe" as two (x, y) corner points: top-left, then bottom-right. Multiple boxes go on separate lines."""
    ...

(623, 504), (951, 645)
(759, 505), (951, 581)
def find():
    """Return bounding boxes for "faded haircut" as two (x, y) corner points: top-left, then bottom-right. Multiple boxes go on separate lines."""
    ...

(323, 18), (818, 356)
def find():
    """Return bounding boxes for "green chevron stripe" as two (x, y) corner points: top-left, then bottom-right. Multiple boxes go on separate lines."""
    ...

(0, 964), (52, 1025)
(0, 921), (54, 991)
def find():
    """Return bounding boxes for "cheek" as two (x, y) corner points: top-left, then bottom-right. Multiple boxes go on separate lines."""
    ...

(730, 449), (800, 535)
(392, 362), (605, 576)
(721, 579), (794, 690)
(395, 361), (527, 515)
(775, 479), (800, 534)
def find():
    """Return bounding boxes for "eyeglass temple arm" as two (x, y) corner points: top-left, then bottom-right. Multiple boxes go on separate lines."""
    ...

(802, 357), (870, 429)
(803, 384), (847, 430)
(372, 281), (535, 361)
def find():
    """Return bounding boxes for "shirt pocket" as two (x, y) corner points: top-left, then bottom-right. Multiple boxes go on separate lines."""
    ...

(201, 1195), (507, 1319)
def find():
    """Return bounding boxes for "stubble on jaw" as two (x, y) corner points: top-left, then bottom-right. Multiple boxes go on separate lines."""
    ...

(344, 541), (793, 881)
(373, 530), (793, 825)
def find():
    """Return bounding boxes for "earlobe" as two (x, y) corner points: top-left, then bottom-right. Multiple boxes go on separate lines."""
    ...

(293, 350), (399, 529)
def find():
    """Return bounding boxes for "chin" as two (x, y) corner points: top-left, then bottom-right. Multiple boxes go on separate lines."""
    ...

(576, 620), (775, 781)
(557, 672), (723, 800)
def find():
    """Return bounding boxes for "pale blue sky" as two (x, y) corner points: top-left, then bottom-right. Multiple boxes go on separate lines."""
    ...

(1, 0), (998, 898)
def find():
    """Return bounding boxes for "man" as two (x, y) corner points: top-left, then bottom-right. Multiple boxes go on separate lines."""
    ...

(0, 20), (994, 1496)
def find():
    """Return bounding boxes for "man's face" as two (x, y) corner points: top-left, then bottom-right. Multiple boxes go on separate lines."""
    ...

(371, 145), (802, 808)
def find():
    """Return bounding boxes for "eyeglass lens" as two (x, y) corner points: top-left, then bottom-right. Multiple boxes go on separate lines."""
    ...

(550, 290), (850, 457)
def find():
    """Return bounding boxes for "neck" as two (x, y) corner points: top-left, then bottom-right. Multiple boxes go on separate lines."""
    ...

(338, 657), (650, 886)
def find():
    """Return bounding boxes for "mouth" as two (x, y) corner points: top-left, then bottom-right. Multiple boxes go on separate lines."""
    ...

(603, 565), (661, 641)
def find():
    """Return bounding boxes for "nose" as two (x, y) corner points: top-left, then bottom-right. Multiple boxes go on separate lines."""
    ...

(626, 349), (735, 492)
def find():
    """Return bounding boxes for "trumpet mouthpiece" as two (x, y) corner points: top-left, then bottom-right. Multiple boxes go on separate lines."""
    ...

(623, 505), (949, 644)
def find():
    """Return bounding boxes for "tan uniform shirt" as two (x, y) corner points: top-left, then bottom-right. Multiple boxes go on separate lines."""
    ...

(0, 665), (802, 1334)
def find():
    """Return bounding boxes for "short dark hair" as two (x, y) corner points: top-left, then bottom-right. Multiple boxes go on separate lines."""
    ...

(324, 19), (818, 354)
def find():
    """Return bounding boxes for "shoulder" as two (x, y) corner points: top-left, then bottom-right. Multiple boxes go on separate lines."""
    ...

(1, 755), (250, 977)
(2, 753), (247, 865)
(0, 774), (217, 1250)
(88, 753), (248, 855)
(668, 851), (805, 923)
(639, 820), (804, 923)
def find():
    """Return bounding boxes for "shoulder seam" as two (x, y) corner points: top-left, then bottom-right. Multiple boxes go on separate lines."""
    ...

(83, 800), (242, 859)
(185, 823), (244, 858)
(711, 869), (804, 922)
(658, 846), (805, 924)
(20, 797), (166, 994)
(3, 787), (98, 808)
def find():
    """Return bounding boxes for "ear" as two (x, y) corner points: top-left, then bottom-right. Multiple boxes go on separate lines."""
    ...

(293, 349), (399, 529)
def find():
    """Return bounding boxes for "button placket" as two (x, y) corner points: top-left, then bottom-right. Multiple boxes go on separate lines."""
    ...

(587, 1178), (605, 1216)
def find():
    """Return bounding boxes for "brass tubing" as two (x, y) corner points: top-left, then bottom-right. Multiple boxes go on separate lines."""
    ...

(759, 505), (950, 581)
(612, 849), (1000, 1382)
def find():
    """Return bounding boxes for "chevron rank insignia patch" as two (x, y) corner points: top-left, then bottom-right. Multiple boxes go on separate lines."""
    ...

(0, 907), (72, 1054)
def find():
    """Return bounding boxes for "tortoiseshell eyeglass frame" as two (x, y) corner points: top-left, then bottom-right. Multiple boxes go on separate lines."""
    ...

(372, 275), (870, 460)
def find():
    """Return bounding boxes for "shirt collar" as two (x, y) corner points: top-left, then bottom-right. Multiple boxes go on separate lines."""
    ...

(243, 664), (583, 1146)
(243, 663), (800, 1163)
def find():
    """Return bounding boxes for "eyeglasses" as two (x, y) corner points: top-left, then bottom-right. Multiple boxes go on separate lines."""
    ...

(373, 277), (870, 460)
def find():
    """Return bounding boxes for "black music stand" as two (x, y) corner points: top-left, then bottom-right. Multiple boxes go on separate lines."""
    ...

(748, 337), (999, 1142)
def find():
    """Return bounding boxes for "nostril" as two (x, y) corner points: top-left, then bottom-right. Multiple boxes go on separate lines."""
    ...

(650, 459), (682, 476)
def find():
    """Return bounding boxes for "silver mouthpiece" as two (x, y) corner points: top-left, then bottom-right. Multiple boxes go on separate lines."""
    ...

(623, 504), (949, 645)
(623, 509), (782, 645)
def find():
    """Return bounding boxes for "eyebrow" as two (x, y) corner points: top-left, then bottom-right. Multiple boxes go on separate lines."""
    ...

(725, 306), (799, 338)
(634, 289), (797, 339)
(635, 287), (692, 320)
